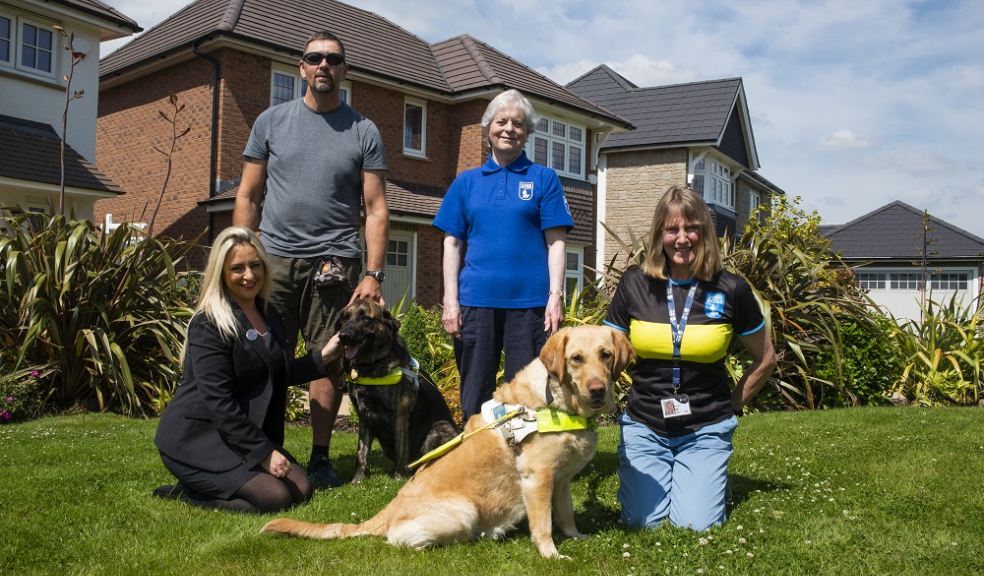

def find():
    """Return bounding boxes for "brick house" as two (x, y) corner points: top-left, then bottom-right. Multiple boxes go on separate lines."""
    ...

(567, 65), (784, 269)
(95, 0), (630, 307)
(1, 0), (138, 219)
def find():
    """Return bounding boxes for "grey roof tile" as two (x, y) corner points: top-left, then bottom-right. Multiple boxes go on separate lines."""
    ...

(0, 115), (122, 193)
(566, 64), (741, 148)
(823, 201), (984, 260)
(431, 35), (628, 126)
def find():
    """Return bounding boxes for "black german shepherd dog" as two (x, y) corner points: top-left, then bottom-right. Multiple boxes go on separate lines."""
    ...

(335, 298), (459, 481)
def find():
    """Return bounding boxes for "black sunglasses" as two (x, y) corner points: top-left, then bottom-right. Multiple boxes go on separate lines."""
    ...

(302, 51), (345, 66)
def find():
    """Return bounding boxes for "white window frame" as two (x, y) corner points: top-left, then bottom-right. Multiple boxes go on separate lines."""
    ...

(691, 153), (735, 211)
(749, 189), (762, 215)
(890, 272), (923, 290)
(527, 114), (586, 180)
(403, 97), (427, 157)
(16, 16), (55, 78)
(270, 63), (350, 106)
(931, 272), (969, 291)
(856, 272), (886, 291)
(564, 245), (584, 298)
(386, 236), (411, 269)
(0, 11), (60, 79)
(0, 12), (13, 67)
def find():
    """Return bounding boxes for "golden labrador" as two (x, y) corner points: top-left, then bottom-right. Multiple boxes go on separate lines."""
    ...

(262, 325), (633, 558)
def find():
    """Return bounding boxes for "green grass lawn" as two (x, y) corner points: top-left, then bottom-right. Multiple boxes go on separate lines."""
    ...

(1, 407), (982, 575)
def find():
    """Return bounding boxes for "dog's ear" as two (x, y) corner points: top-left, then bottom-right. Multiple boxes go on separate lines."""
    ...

(382, 308), (401, 335)
(609, 328), (635, 375)
(539, 327), (570, 383)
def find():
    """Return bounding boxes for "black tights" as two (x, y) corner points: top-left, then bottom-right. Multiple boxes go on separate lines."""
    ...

(183, 467), (313, 514)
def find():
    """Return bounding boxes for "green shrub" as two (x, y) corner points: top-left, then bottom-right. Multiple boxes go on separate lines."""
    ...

(0, 363), (57, 422)
(813, 315), (900, 406)
(889, 295), (984, 406)
(0, 209), (197, 417)
(397, 302), (461, 420)
(723, 196), (877, 410)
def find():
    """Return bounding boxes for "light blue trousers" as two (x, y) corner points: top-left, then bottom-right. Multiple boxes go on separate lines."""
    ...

(617, 412), (738, 531)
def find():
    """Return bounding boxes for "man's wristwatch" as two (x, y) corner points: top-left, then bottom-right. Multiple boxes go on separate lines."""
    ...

(365, 270), (385, 283)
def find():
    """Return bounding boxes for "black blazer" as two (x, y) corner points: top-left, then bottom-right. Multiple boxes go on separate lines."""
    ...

(155, 300), (326, 472)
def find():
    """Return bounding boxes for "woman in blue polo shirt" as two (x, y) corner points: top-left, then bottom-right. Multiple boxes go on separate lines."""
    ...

(605, 186), (776, 531)
(434, 89), (574, 423)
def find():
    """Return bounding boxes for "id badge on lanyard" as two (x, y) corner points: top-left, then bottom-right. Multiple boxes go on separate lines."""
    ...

(663, 280), (698, 419)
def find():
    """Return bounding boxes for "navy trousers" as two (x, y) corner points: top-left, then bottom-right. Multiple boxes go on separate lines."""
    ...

(454, 306), (548, 422)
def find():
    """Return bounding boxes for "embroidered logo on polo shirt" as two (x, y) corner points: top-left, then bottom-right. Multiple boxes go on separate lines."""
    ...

(705, 291), (725, 319)
(519, 181), (534, 200)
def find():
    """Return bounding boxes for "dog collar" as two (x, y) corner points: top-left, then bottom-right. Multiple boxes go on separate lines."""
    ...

(349, 358), (420, 386)
(350, 366), (404, 385)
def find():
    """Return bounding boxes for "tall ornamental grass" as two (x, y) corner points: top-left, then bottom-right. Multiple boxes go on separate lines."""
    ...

(888, 294), (984, 406)
(0, 209), (197, 417)
(723, 197), (879, 409)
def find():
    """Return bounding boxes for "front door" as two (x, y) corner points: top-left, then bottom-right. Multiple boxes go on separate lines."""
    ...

(382, 230), (415, 311)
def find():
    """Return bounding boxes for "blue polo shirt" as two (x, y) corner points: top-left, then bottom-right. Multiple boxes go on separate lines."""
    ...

(434, 152), (574, 308)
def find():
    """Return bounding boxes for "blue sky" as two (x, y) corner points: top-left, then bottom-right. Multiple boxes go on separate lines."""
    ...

(102, 0), (984, 237)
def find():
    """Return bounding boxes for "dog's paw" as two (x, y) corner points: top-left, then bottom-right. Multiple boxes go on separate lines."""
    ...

(563, 530), (588, 540)
(536, 542), (570, 559)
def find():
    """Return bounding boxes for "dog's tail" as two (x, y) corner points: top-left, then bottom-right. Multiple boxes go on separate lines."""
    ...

(261, 514), (389, 540)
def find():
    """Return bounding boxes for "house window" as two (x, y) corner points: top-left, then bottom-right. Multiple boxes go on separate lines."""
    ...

(564, 246), (584, 298)
(386, 239), (409, 268)
(403, 98), (426, 157)
(270, 63), (349, 106)
(270, 71), (297, 105)
(750, 190), (762, 214)
(528, 114), (585, 179)
(1, 13), (58, 77)
(931, 272), (968, 290)
(0, 15), (11, 65)
(19, 21), (53, 74)
(890, 273), (922, 290)
(857, 272), (886, 290)
(692, 156), (735, 210)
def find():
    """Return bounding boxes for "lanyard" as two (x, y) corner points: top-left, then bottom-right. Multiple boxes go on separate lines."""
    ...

(666, 279), (698, 392)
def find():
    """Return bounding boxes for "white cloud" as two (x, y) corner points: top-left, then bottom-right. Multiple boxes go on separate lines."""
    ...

(539, 54), (696, 87)
(819, 130), (870, 151)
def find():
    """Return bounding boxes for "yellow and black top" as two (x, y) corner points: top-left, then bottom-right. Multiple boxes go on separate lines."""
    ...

(604, 266), (764, 436)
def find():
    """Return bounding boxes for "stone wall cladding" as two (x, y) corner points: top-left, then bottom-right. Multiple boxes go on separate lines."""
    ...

(604, 149), (688, 266)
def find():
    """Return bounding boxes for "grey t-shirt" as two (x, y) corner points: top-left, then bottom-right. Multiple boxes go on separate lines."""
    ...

(243, 99), (387, 258)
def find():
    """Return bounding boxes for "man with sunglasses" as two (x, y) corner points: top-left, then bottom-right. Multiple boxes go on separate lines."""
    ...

(234, 30), (388, 489)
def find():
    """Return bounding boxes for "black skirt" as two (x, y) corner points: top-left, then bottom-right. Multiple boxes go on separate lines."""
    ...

(159, 448), (301, 499)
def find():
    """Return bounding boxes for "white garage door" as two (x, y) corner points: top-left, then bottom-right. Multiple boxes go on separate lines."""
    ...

(857, 268), (978, 323)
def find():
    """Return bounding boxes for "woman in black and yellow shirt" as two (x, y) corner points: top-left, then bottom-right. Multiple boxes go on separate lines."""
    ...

(605, 186), (776, 531)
